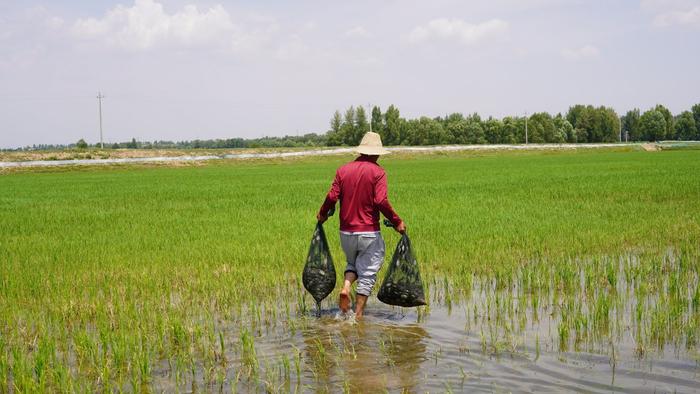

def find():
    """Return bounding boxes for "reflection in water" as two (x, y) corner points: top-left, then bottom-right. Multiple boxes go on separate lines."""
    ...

(300, 309), (428, 393)
(152, 255), (700, 393)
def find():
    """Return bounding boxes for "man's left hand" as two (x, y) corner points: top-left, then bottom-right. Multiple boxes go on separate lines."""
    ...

(317, 212), (328, 223)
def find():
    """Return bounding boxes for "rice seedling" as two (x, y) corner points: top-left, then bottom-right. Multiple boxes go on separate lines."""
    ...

(0, 147), (698, 391)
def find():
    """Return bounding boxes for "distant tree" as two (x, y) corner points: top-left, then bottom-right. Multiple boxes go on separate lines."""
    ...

(622, 109), (641, 141)
(553, 115), (573, 143)
(127, 138), (138, 149)
(527, 112), (555, 143)
(500, 117), (521, 143)
(674, 111), (696, 140)
(371, 106), (384, 135)
(354, 106), (369, 143)
(465, 114), (485, 144)
(383, 105), (402, 145)
(566, 105), (619, 142)
(327, 110), (343, 146)
(76, 139), (88, 149)
(566, 105), (594, 142)
(639, 110), (667, 142)
(597, 106), (621, 142)
(654, 104), (674, 140)
(692, 104), (700, 140)
(111, 143), (120, 149)
(405, 117), (448, 145)
(483, 117), (503, 144)
(341, 106), (356, 146)
(447, 114), (485, 144)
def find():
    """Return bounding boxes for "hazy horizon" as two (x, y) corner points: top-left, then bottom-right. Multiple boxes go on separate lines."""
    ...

(1, 0), (699, 149)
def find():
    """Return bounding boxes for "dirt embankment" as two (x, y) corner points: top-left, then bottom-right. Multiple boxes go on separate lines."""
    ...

(0, 143), (646, 169)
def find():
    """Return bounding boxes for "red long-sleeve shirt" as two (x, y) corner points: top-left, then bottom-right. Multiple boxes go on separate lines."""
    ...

(319, 156), (402, 232)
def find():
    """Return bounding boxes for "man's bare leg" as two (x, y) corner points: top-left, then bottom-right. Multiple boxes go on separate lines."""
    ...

(355, 294), (368, 318)
(339, 271), (356, 313)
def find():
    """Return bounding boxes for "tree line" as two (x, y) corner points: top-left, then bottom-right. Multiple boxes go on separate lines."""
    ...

(3, 103), (698, 152)
(326, 103), (700, 146)
(4, 134), (327, 152)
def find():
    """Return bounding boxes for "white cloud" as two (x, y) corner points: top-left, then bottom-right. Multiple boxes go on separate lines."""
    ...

(641, 0), (700, 27)
(560, 44), (600, 60)
(653, 6), (700, 26)
(46, 16), (65, 29)
(70, 0), (266, 51)
(344, 26), (371, 38)
(640, 0), (695, 12)
(408, 18), (509, 45)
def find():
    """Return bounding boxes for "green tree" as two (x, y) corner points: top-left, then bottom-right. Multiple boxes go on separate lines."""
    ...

(405, 117), (448, 145)
(527, 112), (555, 143)
(500, 117), (521, 143)
(566, 105), (594, 142)
(383, 105), (402, 145)
(553, 115), (573, 143)
(354, 106), (369, 143)
(597, 107), (621, 142)
(622, 109), (641, 141)
(674, 111), (696, 140)
(639, 110), (667, 142)
(447, 114), (485, 144)
(341, 106), (356, 145)
(76, 139), (88, 149)
(371, 106), (384, 135)
(691, 104), (700, 140)
(483, 117), (503, 144)
(567, 105), (619, 142)
(326, 110), (343, 146)
(654, 104), (674, 140)
(127, 138), (138, 149)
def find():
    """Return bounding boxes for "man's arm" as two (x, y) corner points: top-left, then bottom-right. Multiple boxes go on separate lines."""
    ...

(374, 172), (405, 233)
(317, 171), (340, 223)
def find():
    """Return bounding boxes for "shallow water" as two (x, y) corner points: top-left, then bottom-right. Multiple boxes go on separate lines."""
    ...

(147, 252), (700, 392)
(150, 296), (700, 393)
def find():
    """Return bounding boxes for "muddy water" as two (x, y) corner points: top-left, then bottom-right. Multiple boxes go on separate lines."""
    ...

(152, 295), (699, 393)
(150, 253), (700, 392)
(301, 305), (698, 393)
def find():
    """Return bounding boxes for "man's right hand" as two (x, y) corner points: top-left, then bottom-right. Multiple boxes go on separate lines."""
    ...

(395, 221), (406, 234)
(317, 212), (328, 223)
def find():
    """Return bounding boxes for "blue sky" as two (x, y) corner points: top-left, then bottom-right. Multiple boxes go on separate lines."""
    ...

(1, 0), (698, 148)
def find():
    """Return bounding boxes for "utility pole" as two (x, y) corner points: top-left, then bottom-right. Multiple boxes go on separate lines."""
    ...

(97, 91), (105, 149)
(368, 103), (372, 133)
(524, 111), (529, 144)
(619, 118), (622, 143)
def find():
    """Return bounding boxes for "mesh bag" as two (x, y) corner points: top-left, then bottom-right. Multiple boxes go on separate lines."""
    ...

(302, 223), (336, 306)
(377, 234), (427, 307)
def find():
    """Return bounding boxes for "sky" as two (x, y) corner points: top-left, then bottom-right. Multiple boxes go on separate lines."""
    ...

(0, 0), (699, 148)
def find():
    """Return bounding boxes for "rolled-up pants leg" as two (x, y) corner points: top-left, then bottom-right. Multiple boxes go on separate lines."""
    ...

(340, 232), (386, 296)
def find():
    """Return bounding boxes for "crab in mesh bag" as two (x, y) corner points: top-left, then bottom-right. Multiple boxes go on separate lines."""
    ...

(377, 233), (427, 307)
(302, 223), (336, 311)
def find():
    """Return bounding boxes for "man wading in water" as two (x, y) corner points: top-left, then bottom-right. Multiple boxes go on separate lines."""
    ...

(317, 132), (405, 318)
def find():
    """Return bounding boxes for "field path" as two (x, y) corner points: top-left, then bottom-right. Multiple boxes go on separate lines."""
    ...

(0, 143), (636, 168)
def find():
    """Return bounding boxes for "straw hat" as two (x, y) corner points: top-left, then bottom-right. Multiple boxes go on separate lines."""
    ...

(356, 132), (390, 155)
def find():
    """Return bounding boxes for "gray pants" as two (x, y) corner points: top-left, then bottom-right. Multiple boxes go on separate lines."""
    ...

(340, 231), (386, 296)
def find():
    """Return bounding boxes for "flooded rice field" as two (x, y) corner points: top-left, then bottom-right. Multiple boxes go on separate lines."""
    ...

(152, 255), (700, 393)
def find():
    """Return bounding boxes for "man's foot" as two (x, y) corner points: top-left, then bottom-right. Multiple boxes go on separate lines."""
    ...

(354, 294), (368, 318)
(339, 289), (351, 313)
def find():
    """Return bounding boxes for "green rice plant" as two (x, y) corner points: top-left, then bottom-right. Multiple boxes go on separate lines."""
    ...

(0, 148), (699, 390)
(239, 329), (258, 381)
